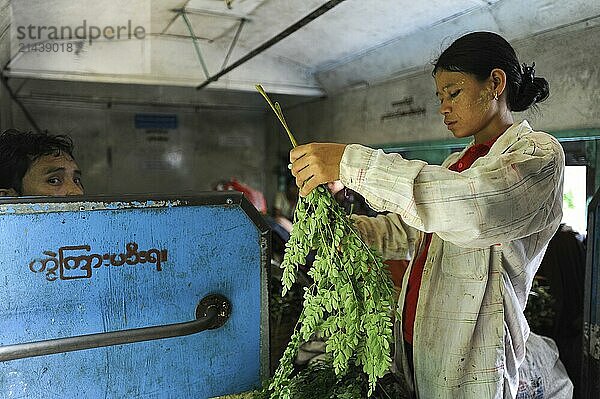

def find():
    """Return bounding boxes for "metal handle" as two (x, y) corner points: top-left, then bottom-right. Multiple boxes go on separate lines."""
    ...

(0, 294), (231, 362)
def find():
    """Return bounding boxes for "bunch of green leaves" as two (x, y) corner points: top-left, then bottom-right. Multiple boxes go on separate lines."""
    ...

(254, 84), (395, 398)
(228, 362), (411, 399)
(267, 186), (396, 398)
(252, 361), (365, 399)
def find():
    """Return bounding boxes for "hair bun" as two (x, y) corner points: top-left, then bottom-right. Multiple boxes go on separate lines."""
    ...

(521, 62), (536, 85)
(511, 62), (549, 112)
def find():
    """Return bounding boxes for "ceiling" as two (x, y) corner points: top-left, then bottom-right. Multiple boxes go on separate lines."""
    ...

(5, 0), (600, 98)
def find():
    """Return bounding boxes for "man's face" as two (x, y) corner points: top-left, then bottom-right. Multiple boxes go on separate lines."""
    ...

(20, 152), (84, 196)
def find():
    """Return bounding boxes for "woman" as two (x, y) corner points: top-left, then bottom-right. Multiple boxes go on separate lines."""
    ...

(289, 32), (570, 398)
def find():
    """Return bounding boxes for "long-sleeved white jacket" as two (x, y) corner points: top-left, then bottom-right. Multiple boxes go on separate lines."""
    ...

(341, 120), (565, 398)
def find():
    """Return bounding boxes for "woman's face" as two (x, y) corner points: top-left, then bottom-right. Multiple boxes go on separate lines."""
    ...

(434, 70), (496, 140)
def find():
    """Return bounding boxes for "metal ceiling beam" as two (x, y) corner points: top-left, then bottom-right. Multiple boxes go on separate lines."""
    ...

(178, 7), (249, 21)
(180, 10), (211, 79)
(16, 91), (266, 112)
(1, 70), (42, 133)
(195, 0), (348, 90)
(221, 18), (246, 70)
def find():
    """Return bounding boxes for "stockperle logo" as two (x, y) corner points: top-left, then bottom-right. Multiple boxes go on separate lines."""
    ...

(10, 0), (151, 75)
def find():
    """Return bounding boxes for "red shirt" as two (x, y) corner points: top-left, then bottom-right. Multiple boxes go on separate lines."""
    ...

(402, 134), (501, 344)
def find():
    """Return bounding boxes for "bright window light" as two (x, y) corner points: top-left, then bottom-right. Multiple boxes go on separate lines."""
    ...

(562, 165), (587, 234)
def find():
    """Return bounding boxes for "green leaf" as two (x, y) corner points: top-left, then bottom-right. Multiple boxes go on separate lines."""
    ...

(268, 187), (395, 398)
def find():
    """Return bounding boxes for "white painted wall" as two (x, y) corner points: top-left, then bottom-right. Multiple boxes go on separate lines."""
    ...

(265, 21), (600, 206)
(276, 21), (600, 146)
(8, 81), (269, 197)
(0, 0), (12, 129)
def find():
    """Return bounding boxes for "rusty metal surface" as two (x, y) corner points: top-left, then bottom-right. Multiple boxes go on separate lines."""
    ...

(0, 193), (269, 398)
(0, 192), (243, 214)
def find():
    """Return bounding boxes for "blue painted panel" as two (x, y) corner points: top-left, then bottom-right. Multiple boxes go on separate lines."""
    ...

(0, 196), (267, 398)
(134, 114), (178, 129)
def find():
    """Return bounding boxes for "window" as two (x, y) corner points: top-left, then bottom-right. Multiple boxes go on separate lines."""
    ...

(562, 165), (587, 234)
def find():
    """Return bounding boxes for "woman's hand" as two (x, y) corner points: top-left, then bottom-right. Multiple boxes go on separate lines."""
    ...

(289, 143), (347, 197)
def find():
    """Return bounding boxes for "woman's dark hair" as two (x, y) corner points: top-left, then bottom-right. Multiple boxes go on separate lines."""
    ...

(0, 129), (75, 194)
(433, 31), (549, 112)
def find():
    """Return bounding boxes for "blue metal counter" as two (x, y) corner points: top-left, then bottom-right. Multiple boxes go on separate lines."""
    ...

(0, 193), (269, 398)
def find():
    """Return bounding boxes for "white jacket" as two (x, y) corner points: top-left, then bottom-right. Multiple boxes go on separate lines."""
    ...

(341, 120), (566, 398)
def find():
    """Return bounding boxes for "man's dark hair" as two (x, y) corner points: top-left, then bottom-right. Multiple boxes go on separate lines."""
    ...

(0, 129), (75, 194)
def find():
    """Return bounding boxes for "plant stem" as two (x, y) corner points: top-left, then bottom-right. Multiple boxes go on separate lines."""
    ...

(255, 84), (298, 147)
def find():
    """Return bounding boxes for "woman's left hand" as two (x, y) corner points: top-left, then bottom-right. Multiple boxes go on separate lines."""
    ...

(289, 143), (347, 197)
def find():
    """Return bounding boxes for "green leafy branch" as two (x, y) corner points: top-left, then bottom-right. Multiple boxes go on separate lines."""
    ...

(256, 85), (395, 398)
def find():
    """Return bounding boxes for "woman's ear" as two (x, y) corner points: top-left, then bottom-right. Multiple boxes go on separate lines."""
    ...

(0, 188), (19, 196)
(490, 68), (507, 97)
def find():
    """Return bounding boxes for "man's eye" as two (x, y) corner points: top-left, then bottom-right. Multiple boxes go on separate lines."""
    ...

(450, 90), (461, 98)
(47, 177), (61, 185)
(74, 177), (82, 185)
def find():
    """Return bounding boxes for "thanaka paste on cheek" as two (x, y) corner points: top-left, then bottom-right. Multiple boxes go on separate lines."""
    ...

(473, 87), (495, 113)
